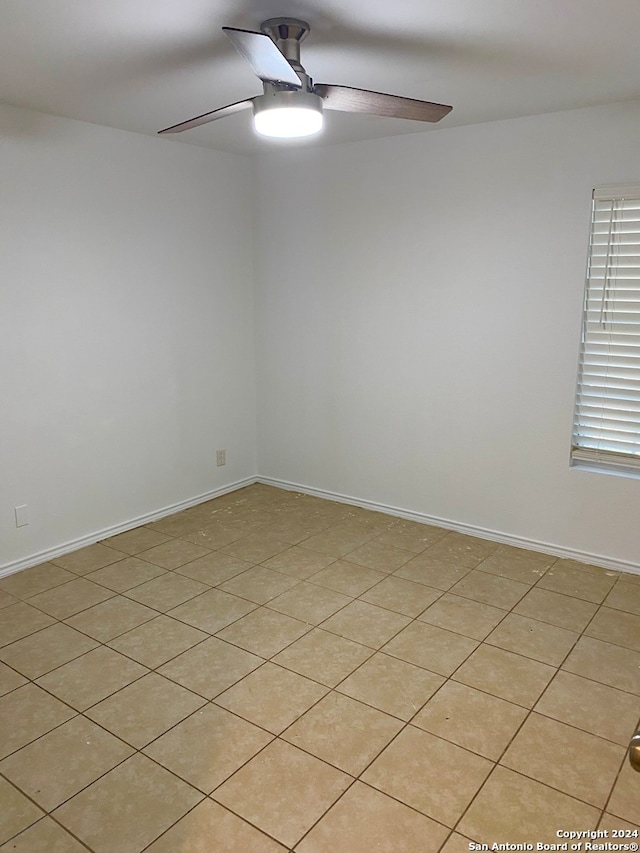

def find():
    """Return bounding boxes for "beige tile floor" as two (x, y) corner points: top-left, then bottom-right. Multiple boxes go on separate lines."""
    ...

(1, 483), (639, 851)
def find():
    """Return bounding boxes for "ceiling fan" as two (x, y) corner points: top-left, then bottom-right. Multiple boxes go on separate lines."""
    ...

(158, 18), (452, 139)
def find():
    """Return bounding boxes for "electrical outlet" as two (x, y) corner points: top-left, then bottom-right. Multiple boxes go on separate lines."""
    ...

(216, 449), (226, 467)
(15, 505), (29, 527)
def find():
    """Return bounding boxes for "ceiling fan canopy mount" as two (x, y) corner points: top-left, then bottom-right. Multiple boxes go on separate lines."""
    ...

(259, 17), (311, 69)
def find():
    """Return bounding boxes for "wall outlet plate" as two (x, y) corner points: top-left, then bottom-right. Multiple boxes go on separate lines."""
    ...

(216, 449), (226, 467)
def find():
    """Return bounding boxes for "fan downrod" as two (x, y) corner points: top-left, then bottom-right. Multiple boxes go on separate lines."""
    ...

(260, 18), (310, 68)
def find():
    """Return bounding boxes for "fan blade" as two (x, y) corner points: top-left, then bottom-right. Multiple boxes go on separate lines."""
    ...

(223, 27), (302, 88)
(314, 84), (452, 122)
(158, 99), (254, 134)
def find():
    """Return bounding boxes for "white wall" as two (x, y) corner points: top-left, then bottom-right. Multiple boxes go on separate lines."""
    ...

(0, 104), (257, 571)
(254, 101), (640, 569)
(4, 99), (639, 573)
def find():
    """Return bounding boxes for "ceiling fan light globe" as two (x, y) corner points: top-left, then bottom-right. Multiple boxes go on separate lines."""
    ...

(254, 105), (323, 138)
(252, 90), (324, 139)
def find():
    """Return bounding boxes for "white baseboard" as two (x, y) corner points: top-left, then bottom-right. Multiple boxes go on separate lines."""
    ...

(4, 473), (638, 580)
(257, 475), (640, 577)
(0, 476), (257, 579)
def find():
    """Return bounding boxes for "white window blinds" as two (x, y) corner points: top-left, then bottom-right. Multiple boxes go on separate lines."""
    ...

(571, 185), (640, 473)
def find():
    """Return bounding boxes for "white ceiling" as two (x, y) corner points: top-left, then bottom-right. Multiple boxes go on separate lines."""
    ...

(1, 0), (639, 155)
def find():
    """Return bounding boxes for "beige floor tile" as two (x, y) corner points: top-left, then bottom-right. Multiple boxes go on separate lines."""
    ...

(535, 671), (640, 746)
(215, 507), (280, 534)
(513, 587), (598, 631)
(418, 593), (507, 640)
(385, 519), (448, 541)
(0, 817), (89, 852)
(562, 636), (640, 695)
(395, 554), (473, 590)
(373, 521), (448, 553)
(219, 565), (300, 603)
(85, 556), (166, 592)
(321, 600), (411, 649)
(65, 595), (156, 642)
(86, 672), (205, 748)
(296, 781), (449, 853)
(179, 522), (248, 550)
(0, 663), (26, 697)
(287, 495), (343, 518)
(0, 602), (55, 647)
(107, 614), (207, 668)
(343, 541), (415, 573)
(309, 560), (386, 596)
(216, 662), (327, 734)
(0, 777), (43, 846)
(450, 570), (529, 610)
(0, 715), (132, 810)
(219, 533), (290, 563)
(362, 725), (492, 827)
(262, 546), (336, 579)
(606, 763), (640, 826)
(168, 587), (256, 633)
(585, 606), (640, 652)
(598, 813), (640, 833)
(440, 832), (480, 853)
(554, 558), (620, 578)
(137, 538), (210, 569)
(618, 571), (640, 586)
(283, 692), (402, 774)
(337, 652), (445, 720)
(537, 563), (617, 603)
(273, 628), (372, 687)
(144, 703), (272, 793)
(53, 753), (203, 853)
(220, 517), (280, 537)
(413, 681), (527, 759)
(0, 590), (17, 610)
(158, 636), (263, 699)
(0, 622), (98, 678)
(359, 575), (442, 616)
(0, 564), (76, 599)
(216, 607), (310, 657)
(262, 517), (330, 545)
(422, 532), (499, 568)
(0, 683), (75, 759)
(458, 766), (599, 844)
(491, 544), (555, 566)
(267, 582), (351, 625)
(36, 646), (147, 711)
(51, 543), (124, 575)
(501, 712), (624, 807)
(145, 799), (287, 852)
(213, 739), (351, 849)
(477, 545), (553, 584)
(173, 551), (253, 585)
(27, 577), (114, 620)
(485, 612), (579, 665)
(124, 571), (208, 611)
(102, 527), (172, 555)
(383, 621), (478, 676)
(144, 511), (209, 537)
(339, 510), (389, 531)
(301, 525), (373, 558)
(453, 644), (555, 707)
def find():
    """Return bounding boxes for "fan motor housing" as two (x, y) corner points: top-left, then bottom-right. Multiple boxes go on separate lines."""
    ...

(253, 88), (323, 117)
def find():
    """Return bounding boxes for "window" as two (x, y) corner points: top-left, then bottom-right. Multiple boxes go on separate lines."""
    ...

(571, 184), (640, 474)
